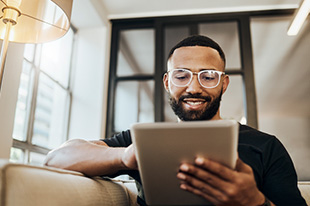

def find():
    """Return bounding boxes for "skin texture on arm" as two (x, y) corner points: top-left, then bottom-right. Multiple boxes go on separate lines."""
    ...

(44, 139), (137, 177)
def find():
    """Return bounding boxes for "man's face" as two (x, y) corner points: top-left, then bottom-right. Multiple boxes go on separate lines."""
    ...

(163, 46), (229, 121)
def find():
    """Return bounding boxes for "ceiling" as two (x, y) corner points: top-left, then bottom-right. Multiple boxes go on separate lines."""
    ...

(71, 0), (301, 27)
(70, 0), (310, 119)
(101, 0), (300, 19)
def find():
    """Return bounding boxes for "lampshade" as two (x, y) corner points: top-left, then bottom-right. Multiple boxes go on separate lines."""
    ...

(0, 0), (73, 92)
(0, 0), (73, 43)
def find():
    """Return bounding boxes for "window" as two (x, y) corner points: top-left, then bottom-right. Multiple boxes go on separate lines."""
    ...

(107, 14), (258, 137)
(10, 28), (75, 165)
(113, 28), (156, 132)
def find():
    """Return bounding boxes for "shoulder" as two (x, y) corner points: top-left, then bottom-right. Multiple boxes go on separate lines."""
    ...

(238, 124), (281, 149)
(239, 124), (274, 139)
(102, 130), (132, 147)
(238, 124), (293, 168)
(238, 124), (289, 161)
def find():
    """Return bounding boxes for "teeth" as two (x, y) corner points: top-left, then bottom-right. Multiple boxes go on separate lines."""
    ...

(187, 101), (203, 105)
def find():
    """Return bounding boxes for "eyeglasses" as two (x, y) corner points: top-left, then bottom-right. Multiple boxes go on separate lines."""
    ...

(167, 69), (225, 89)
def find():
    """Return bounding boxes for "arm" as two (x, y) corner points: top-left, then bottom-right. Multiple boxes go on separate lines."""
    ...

(44, 139), (137, 177)
(177, 157), (275, 206)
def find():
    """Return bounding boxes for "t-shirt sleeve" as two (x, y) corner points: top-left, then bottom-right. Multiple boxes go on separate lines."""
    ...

(101, 130), (132, 147)
(262, 137), (307, 205)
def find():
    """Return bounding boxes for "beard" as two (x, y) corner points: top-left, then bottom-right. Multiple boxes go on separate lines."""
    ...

(169, 89), (223, 121)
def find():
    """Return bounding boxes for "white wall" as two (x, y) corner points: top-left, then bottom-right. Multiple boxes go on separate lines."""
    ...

(68, 25), (111, 140)
(259, 116), (310, 180)
(0, 43), (24, 158)
(252, 16), (310, 181)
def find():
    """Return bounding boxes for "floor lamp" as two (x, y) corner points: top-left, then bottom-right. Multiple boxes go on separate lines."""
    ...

(0, 0), (73, 93)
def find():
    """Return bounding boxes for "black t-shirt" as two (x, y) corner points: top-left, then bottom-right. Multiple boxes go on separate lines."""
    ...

(103, 124), (306, 206)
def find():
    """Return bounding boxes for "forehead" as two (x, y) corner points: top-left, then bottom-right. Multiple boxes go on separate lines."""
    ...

(168, 46), (224, 71)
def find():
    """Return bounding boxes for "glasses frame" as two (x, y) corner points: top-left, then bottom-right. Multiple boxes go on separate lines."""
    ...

(167, 69), (225, 89)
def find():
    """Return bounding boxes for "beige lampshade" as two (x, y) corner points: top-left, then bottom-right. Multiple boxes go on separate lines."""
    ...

(0, 0), (73, 43)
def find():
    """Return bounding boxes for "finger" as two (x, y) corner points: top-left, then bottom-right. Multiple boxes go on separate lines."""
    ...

(179, 164), (224, 187)
(178, 165), (230, 193)
(179, 182), (221, 205)
(194, 157), (237, 181)
(177, 171), (223, 196)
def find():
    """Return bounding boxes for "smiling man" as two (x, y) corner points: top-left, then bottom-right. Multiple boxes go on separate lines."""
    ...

(45, 35), (306, 206)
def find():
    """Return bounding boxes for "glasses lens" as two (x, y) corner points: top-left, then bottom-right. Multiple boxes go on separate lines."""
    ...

(199, 71), (220, 88)
(170, 69), (191, 86)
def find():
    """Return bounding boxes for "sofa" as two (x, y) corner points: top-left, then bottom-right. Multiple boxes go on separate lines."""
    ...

(0, 159), (309, 206)
(0, 159), (138, 206)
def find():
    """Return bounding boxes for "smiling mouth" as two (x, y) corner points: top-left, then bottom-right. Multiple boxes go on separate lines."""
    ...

(185, 101), (205, 105)
(183, 98), (207, 106)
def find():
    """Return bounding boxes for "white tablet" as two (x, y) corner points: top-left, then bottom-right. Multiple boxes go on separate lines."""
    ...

(131, 120), (239, 206)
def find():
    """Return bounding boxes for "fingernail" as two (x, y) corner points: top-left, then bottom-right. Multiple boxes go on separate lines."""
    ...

(180, 184), (187, 190)
(180, 164), (189, 172)
(177, 173), (186, 180)
(195, 157), (204, 165)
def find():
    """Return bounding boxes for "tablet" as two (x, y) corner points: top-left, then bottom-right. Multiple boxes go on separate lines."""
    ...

(131, 120), (239, 206)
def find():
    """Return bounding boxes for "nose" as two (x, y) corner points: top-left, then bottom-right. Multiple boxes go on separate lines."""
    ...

(185, 75), (203, 94)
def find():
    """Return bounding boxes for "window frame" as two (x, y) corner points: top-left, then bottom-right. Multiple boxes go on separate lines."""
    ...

(106, 9), (294, 138)
(11, 26), (77, 163)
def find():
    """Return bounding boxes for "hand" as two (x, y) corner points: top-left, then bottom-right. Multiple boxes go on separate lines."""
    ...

(121, 144), (138, 170)
(177, 157), (266, 206)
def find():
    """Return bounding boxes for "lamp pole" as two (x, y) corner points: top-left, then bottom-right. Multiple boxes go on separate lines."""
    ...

(0, 21), (12, 92)
(0, 6), (21, 93)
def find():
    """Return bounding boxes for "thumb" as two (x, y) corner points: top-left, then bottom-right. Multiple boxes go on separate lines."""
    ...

(122, 144), (138, 170)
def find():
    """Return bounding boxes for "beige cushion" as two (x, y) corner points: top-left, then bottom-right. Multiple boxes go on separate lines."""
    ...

(0, 159), (138, 206)
(298, 181), (310, 205)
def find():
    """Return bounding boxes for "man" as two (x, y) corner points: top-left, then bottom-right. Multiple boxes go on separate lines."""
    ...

(45, 35), (306, 206)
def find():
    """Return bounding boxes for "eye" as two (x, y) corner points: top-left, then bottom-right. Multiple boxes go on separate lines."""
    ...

(200, 72), (216, 81)
(202, 76), (215, 81)
(175, 75), (187, 80)
(172, 70), (190, 80)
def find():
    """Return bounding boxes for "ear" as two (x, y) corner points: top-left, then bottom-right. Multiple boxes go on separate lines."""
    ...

(163, 73), (170, 92)
(222, 75), (230, 94)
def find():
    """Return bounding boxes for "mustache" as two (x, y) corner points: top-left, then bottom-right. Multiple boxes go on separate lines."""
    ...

(179, 94), (211, 102)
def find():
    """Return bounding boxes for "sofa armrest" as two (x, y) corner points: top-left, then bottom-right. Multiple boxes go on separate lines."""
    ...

(298, 181), (310, 205)
(0, 159), (138, 206)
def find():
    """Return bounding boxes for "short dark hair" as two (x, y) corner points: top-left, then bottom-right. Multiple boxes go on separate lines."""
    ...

(168, 35), (226, 67)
